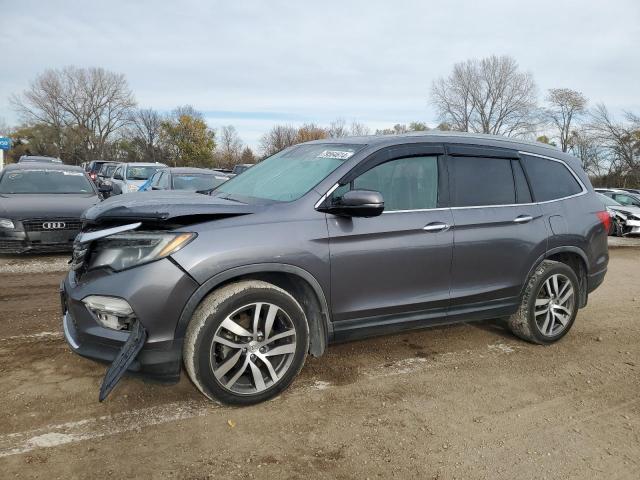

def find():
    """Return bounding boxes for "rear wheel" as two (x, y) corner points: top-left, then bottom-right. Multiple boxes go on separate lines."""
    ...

(183, 280), (309, 405)
(507, 260), (579, 345)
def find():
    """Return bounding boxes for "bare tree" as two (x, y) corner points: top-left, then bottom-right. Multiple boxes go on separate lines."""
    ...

(430, 55), (538, 137)
(11, 66), (136, 161)
(544, 88), (587, 152)
(259, 125), (298, 157)
(349, 121), (370, 136)
(588, 104), (640, 185)
(129, 108), (164, 162)
(217, 125), (244, 168)
(328, 118), (349, 138)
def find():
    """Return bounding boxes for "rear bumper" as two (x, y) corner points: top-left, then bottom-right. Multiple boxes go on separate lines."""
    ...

(60, 258), (200, 381)
(587, 267), (607, 293)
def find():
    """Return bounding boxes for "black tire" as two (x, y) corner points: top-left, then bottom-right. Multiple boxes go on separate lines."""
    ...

(507, 260), (580, 345)
(183, 280), (309, 405)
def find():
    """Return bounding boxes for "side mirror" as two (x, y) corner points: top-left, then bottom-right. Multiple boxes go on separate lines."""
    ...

(99, 184), (113, 193)
(320, 189), (384, 217)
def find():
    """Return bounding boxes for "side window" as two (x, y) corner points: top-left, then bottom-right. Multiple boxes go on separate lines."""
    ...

(450, 157), (515, 207)
(521, 155), (582, 202)
(512, 160), (532, 204)
(613, 194), (640, 207)
(113, 167), (123, 180)
(334, 156), (439, 211)
(158, 172), (170, 189)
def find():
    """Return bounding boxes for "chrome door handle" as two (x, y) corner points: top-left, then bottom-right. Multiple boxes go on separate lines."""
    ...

(423, 222), (450, 232)
(513, 215), (533, 224)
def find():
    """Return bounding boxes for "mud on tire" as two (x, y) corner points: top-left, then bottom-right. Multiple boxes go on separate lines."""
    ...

(507, 260), (580, 345)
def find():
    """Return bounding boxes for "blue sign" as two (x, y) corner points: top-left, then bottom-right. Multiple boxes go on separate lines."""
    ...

(0, 137), (11, 150)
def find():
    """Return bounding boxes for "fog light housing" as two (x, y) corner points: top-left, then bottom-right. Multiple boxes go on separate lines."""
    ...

(83, 295), (135, 331)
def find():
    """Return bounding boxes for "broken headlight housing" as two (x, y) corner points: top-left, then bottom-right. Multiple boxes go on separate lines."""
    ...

(89, 231), (196, 272)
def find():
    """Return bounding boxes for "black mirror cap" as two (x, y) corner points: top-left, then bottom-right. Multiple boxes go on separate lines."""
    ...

(319, 189), (384, 217)
(98, 184), (113, 193)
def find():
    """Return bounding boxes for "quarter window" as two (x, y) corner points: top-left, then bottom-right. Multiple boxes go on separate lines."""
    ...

(521, 155), (582, 202)
(450, 157), (515, 207)
(334, 156), (439, 211)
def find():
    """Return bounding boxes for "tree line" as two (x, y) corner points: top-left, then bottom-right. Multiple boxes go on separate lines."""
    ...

(4, 57), (639, 187)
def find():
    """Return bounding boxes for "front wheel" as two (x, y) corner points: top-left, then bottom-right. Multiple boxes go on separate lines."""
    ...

(183, 280), (309, 405)
(507, 260), (579, 345)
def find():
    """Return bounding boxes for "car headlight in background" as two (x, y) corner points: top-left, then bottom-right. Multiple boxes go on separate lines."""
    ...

(89, 232), (196, 271)
(0, 218), (15, 229)
(128, 184), (139, 192)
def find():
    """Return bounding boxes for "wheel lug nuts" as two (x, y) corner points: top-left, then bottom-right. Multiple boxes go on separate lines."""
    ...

(259, 347), (266, 353)
(250, 354), (256, 360)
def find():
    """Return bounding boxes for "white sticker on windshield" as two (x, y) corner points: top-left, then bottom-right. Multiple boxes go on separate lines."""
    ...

(317, 150), (354, 160)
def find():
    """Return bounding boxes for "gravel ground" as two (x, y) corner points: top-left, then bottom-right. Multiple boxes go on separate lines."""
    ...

(0, 248), (638, 479)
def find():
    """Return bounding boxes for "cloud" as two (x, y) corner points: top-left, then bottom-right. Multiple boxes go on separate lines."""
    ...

(1, 0), (639, 148)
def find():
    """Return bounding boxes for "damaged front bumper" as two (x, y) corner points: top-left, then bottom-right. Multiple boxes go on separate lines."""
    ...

(60, 258), (200, 399)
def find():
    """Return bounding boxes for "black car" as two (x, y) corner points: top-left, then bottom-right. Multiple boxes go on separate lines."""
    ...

(96, 162), (120, 189)
(85, 160), (113, 183)
(142, 167), (230, 192)
(0, 163), (101, 253)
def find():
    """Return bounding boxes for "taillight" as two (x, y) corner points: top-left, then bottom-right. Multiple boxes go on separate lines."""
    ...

(90, 172), (97, 180)
(596, 211), (611, 232)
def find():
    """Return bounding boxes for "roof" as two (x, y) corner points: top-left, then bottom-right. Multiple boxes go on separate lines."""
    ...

(167, 167), (221, 175)
(306, 130), (564, 155)
(3, 162), (85, 172)
(124, 162), (167, 167)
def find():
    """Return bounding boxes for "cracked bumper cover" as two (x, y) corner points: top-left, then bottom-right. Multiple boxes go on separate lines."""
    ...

(60, 258), (200, 381)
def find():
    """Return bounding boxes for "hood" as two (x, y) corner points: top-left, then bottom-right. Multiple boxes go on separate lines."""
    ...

(609, 205), (640, 218)
(0, 193), (100, 220)
(82, 190), (256, 225)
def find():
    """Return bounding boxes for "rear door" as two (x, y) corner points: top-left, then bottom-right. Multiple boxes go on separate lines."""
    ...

(326, 144), (454, 335)
(447, 146), (547, 319)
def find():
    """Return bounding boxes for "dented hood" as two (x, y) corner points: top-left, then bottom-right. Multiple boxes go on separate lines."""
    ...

(82, 190), (255, 224)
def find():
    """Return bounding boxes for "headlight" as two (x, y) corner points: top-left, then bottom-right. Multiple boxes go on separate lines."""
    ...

(0, 218), (14, 229)
(128, 184), (139, 192)
(89, 232), (196, 271)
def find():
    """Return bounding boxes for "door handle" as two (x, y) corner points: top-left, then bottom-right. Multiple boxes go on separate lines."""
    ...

(423, 222), (450, 232)
(513, 215), (533, 224)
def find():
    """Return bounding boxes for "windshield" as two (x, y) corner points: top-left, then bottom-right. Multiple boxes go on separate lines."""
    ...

(0, 169), (94, 194)
(598, 193), (622, 206)
(127, 166), (160, 180)
(216, 143), (364, 202)
(100, 164), (118, 177)
(173, 174), (228, 191)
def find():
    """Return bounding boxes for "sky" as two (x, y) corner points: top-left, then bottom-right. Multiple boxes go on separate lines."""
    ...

(1, 0), (639, 150)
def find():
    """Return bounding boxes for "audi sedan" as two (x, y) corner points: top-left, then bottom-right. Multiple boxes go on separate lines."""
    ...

(0, 163), (101, 254)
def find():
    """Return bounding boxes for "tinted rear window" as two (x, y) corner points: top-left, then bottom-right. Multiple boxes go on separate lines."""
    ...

(521, 155), (582, 202)
(450, 157), (515, 207)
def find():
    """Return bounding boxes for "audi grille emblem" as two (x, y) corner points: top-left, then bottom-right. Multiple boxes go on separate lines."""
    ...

(42, 222), (66, 230)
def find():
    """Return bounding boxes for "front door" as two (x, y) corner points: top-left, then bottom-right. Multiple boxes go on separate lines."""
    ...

(326, 147), (453, 338)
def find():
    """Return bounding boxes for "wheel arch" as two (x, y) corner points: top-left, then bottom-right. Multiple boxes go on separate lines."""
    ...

(175, 263), (331, 358)
(522, 246), (589, 308)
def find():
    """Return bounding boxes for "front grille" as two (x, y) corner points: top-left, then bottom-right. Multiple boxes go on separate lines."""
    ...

(23, 219), (83, 232)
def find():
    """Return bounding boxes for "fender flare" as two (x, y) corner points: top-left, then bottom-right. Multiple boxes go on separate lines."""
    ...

(520, 245), (590, 305)
(174, 263), (332, 356)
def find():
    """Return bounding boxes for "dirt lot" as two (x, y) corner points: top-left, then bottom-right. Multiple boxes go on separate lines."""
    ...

(0, 247), (639, 479)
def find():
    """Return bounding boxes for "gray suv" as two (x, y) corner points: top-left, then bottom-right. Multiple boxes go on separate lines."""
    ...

(61, 132), (609, 405)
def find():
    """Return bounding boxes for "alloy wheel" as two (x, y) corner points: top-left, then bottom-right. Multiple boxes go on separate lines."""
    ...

(210, 302), (297, 395)
(534, 273), (575, 337)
